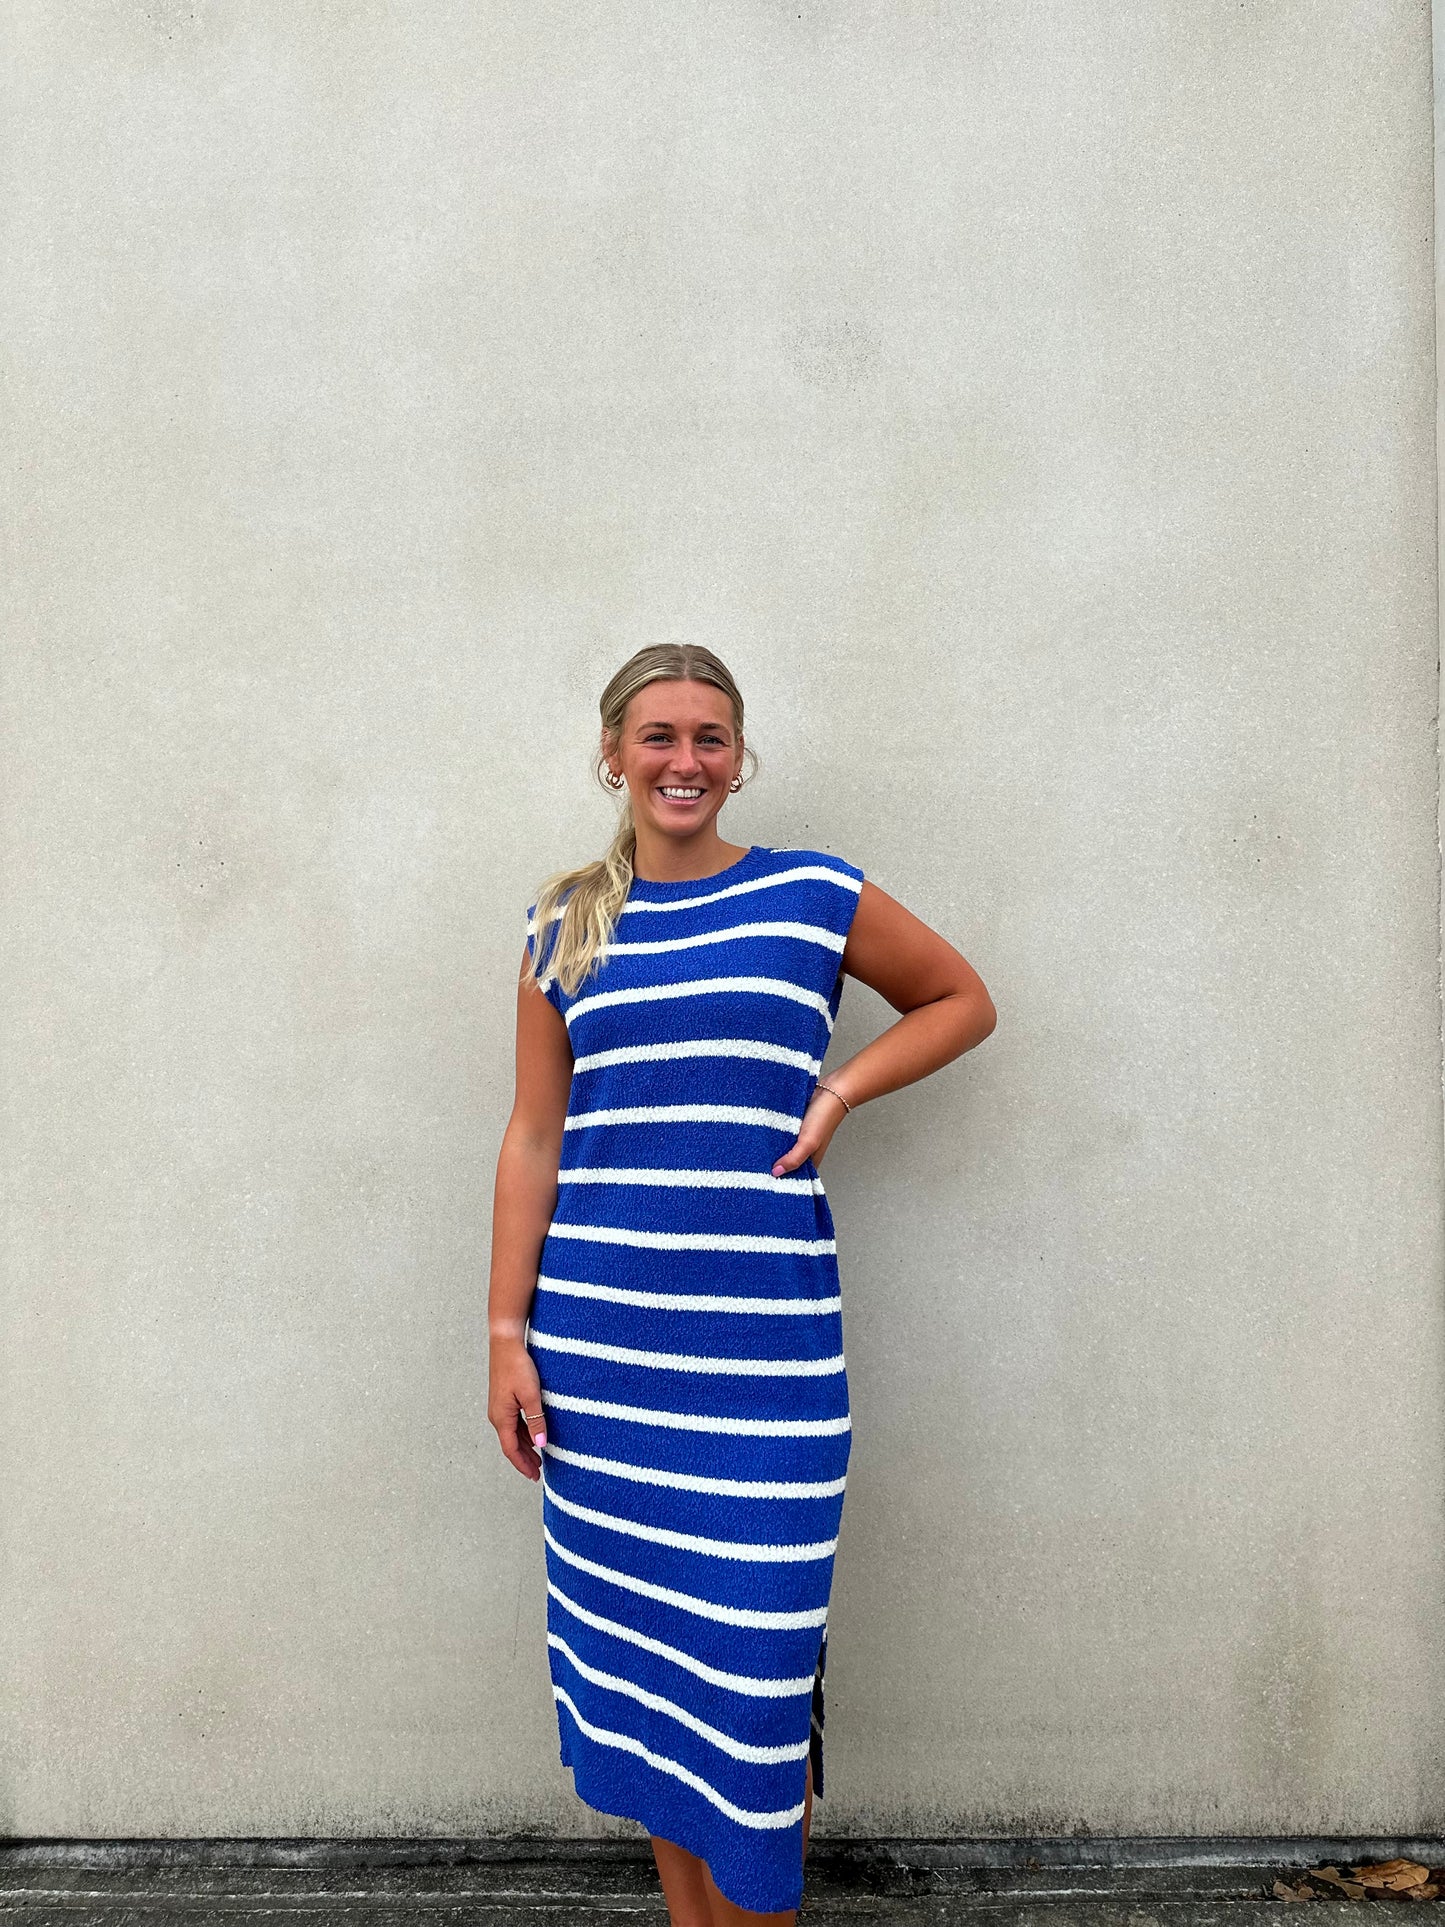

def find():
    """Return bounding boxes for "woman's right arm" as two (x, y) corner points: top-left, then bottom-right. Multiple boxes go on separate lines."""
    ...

(487, 942), (573, 1481)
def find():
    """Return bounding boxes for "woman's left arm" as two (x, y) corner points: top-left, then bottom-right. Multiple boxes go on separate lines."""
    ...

(771, 878), (997, 1176)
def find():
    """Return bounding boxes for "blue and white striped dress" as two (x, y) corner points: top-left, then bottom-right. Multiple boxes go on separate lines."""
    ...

(523, 842), (864, 1916)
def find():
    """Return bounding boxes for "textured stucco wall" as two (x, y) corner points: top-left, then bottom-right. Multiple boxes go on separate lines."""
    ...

(3, 0), (1442, 1840)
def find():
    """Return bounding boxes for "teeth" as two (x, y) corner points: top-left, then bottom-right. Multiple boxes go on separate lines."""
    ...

(659, 788), (703, 798)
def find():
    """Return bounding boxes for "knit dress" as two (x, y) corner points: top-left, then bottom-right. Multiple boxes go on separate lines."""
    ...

(523, 842), (865, 1916)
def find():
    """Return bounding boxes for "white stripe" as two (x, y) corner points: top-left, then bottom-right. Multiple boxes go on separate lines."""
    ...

(544, 1222), (837, 1257)
(543, 1519), (829, 1629)
(564, 1102), (800, 1133)
(571, 1038), (822, 1074)
(539, 1390), (851, 1436)
(552, 1687), (806, 1829)
(544, 1478), (837, 1561)
(535, 1274), (840, 1315)
(556, 1166), (822, 1194)
(618, 861), (862, 916)
(565, 976), (835, 1029)
(548, 1635), (810, 1764)
(549, 1581), (815, 1696)
(543, 1442), (848, 1499)
(530, 1329), (845, 1376)
(602, 919), (845, 959)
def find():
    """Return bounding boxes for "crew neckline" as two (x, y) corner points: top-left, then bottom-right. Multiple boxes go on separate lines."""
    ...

(628, 844), (765, 897)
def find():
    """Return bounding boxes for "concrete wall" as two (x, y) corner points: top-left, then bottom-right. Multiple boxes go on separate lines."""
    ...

(3, 0), (1442, 1839)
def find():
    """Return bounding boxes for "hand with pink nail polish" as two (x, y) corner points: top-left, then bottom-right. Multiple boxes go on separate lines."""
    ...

(770, 1085), (849, 1179)
(488, 1333), (547, 1483)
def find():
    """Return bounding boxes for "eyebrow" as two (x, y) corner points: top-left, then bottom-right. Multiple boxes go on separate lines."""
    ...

(636, 720), (730, 731)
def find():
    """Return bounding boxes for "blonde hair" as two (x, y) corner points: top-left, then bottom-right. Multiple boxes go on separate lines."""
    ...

(525, 644), (759, 1001)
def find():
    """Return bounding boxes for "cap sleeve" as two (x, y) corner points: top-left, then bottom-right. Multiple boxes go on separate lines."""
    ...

(524, 901), (565, 1017)
(822, 853), (865, 948)
(830, 859), (864, 1014)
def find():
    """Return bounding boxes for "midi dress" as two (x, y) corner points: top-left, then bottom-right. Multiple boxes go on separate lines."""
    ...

(523, 842), (865, 1917)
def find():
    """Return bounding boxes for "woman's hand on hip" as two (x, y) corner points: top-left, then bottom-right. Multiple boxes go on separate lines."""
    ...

(771, 1088), (848, 1177)
(489, 1335), (546, 1481)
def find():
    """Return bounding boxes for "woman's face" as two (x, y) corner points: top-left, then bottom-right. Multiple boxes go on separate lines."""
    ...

(607, 680), (744, 841)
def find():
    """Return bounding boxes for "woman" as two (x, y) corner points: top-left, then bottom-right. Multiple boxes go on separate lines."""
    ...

(488, 643), (996, 1925)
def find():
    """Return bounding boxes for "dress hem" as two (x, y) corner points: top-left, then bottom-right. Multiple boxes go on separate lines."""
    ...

(559, 1742), (810, 1916)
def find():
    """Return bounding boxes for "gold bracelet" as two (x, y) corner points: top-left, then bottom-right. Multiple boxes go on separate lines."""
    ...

(815, 1082), (853, 1114)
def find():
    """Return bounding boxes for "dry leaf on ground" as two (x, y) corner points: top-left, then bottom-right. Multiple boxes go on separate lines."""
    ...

(1309, 1869), (1368, 1897)
(1351, 1863), (1433, 1893)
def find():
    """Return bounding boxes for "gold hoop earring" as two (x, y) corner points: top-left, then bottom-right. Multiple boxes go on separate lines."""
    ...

(606, 770), (625, 790)
(729, 775), (743, 792)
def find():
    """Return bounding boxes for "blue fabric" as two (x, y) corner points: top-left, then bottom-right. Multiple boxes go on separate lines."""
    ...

(524, 843), (864, 1915)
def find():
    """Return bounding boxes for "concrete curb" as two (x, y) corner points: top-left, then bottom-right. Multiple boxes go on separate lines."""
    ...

(0, 1837), (1442, 1921)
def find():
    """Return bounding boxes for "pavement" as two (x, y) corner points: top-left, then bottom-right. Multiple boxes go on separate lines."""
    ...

(2, 1837), (1442, 1924)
